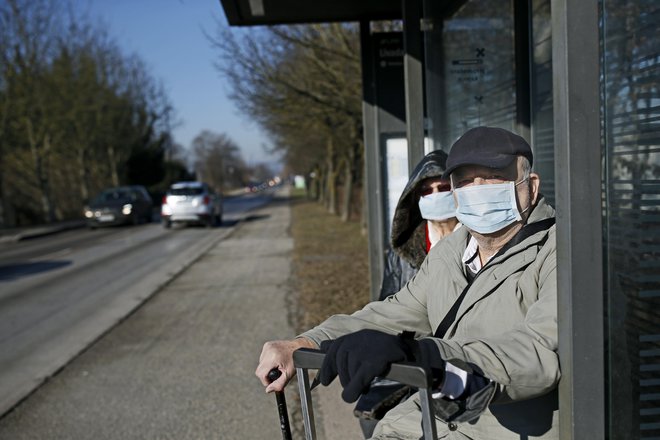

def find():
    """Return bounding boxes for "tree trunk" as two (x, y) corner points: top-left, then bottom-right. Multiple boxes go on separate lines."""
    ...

(26, 120), (56, 222)
(325, 137), (337, 214)
(107, 145), (120, 187)
(77, 147), (90, 202)
(37, 137), (56, 222)
(0, 170), (6, 227)
(360, 140), (368, 236)
(341, 155), (353, 222)
(304, 173), (313, 199)
(309, 166), (320, 200)
(0, 92), (8, 227)
(341, 125), (362, 222)
(317, 164), (327, 205)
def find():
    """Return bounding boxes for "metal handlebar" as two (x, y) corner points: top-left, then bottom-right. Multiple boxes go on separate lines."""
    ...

(292, 348), (438, 440)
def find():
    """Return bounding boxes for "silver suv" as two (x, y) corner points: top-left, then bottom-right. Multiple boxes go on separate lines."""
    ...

(161, 181), (223, 228)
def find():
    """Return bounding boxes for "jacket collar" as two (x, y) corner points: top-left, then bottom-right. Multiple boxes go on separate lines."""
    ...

(451, 240), (548, 335)
(482, 196), (555, 268)
(438, 197), (555, 336)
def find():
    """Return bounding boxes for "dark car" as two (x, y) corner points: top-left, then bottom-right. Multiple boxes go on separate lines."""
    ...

(84, 185), (153, 228)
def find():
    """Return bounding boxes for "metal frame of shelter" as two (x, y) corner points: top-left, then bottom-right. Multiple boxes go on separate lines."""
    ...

(218, 0), (605, 438)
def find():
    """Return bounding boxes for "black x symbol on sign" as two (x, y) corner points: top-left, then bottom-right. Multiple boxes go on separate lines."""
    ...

(476, 48), (485, 57)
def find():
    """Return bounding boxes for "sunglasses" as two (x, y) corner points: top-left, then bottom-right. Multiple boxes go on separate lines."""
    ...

(419, 184), (451, 197)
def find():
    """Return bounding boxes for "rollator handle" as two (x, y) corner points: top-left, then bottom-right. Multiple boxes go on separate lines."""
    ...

(293, 348), (438, 440)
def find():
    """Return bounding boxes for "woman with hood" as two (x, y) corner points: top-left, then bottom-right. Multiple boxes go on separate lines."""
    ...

(356, 149), (460, 437)
(380, 149), (459, 300)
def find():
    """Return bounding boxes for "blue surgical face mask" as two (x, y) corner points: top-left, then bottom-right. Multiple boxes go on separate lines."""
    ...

(454, 178), (529, 234)
(418, 191), (456, 221)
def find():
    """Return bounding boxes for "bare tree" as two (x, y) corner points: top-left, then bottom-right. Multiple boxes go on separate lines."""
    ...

(0, 0), (64, 222)
(191, 130), (246, 193)
(209, 22), (364, 220)
(0, 0), (176, 225)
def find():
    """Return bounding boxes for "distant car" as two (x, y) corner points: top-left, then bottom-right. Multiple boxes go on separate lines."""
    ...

(161, 181), (223, 228)
(84, 185), (153, 228)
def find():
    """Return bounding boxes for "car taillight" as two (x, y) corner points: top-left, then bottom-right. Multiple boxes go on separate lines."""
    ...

(161, 195), (168, 205)
(203, 195), (210, 205)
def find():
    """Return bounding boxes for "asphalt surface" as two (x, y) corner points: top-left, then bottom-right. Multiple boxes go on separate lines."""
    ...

(0, 188), (362, 440)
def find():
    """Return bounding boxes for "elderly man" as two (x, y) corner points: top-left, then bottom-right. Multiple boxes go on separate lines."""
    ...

(256, 126), (559, 439)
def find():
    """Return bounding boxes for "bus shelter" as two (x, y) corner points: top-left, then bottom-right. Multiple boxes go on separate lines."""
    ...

(218, 1), (660, 438)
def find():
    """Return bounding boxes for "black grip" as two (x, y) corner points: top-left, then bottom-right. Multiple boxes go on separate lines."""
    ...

(267, 368), (282, 383)
(267, 368), (292, 440)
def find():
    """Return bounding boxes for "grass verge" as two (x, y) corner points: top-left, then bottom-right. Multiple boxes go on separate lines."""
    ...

(290, 194), (371, 334)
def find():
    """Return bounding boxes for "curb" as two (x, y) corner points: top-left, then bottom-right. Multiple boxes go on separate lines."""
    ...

(0, 221), (87, 244)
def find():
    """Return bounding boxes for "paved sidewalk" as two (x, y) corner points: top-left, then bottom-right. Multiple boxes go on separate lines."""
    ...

(0, 189), (362, 439)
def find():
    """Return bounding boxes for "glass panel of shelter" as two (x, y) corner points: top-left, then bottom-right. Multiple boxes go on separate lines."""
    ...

(422, 0), (556, 204)
(422, 0), (516, 152)
(602, 0), (660, 438)
(529, 0), (555, 207)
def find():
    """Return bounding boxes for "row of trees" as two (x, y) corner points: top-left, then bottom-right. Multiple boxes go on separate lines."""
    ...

(0, 0), (182, 226)
(0, 3), (366, 225)
(192, 130), (252, 191)
(0, 1), (262, 227)
(211, 23), (364, 221)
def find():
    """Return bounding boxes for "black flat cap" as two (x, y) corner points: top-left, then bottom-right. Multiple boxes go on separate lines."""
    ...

(442, 127), (533, 179)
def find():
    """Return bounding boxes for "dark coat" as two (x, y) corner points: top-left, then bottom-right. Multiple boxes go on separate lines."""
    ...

(379, 150), (448, 300)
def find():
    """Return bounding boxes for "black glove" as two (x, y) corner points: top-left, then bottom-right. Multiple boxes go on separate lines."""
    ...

(319, 329), (445, 403)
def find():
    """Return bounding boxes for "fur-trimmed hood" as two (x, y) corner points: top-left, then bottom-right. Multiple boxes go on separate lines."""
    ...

(390, 150), (448, 268)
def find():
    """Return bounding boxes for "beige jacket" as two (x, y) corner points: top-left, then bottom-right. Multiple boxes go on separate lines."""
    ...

(301, 198), (559, 439)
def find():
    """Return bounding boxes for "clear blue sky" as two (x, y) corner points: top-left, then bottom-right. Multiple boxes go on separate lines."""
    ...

(73, 0), (278, 167)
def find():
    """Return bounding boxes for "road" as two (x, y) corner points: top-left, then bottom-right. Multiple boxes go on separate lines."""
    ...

(0, 192), (273, 418)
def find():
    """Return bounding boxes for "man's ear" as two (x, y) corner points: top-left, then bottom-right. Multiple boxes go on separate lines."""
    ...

(529, 172), (541, 205)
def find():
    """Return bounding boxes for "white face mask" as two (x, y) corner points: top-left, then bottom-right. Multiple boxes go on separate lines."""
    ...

(454, 178), (529, 234)
(418, 191), (455, 221)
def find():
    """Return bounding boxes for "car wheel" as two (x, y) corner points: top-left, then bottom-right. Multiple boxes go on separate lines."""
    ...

(216, 213), (222, 226)
(163, 220), (171, 229)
